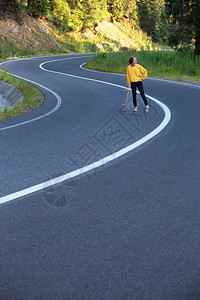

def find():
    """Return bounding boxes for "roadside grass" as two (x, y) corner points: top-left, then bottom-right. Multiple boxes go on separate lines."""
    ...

(0, 36), (98, 122)
(52, 27), (100, 54)
(0, 34), (99, 60)
(0, 71), (44, 121)
(0, 41), (42, 59)
(86, 50), (200, 83)
(114, 21), (159, 51)
(0, 19), (160, 60)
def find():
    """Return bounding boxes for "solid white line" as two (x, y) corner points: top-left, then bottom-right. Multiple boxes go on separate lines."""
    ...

(0, 94), (170, 205)
(0, 55), (91, 131)
(80, 62), (200, 88)
(80, 62), (124, 76)
(0, 56), (171, 205)
(147, 77), (200, 88)
(39, 59), (128, 89)
(0, 62), (61, 131)
(0, 76), (62, 131)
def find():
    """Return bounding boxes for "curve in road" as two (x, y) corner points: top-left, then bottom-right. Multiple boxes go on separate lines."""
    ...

(0, 55), (171, 205)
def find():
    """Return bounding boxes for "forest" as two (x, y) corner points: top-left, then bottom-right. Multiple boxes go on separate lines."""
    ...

(0, 0), (200, 55)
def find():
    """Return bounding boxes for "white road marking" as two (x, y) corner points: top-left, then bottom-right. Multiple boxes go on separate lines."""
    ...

(0, 56), (91, 131)
(0, 62), (61, 131)
(39, 59), (129, 89)
(80, 62), (200, 89)
(0, 56), (171, 205)
(0, 77), (62, 131)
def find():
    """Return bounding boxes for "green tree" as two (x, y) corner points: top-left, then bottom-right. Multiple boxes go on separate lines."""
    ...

(151, 0), (168, 42)
(137, 0), (167, 42)
(107, 0), (126, 20)
(83, 0), (109, 24)
(97, 0), (110, 20)
(69, 0), (109, 31)
(166, 0), (200, 55)
(126, 0), (138, 21)
(0, 0), (22, 13)
(137, 0), (152, 34)
(66, 0), (77, 10)
(50, 0), (71, 28)
(27, 0), (50, 17)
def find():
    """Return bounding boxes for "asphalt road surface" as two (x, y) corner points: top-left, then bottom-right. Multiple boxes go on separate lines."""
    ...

(0, 54), (200, 299)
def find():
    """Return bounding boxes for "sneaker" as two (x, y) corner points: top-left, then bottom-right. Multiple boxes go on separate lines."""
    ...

(145, 105), (149, 112)
(134, 107), (138, 112)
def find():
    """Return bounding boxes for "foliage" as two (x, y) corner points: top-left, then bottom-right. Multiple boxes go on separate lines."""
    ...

(137, 0), (167, 43)
(68, 0), (110, 31)
(26, 0), (50, 17)
(1, 0), (167, 43)
(86, 50), (200, 82)
(0, 0), (23, 13)
(0, 71), (44, 121)
(127, 0), (138, 21)
(1, 0), (199, 56)
(107, 0), (126, 20)
(50, 0), (71, 30)
(166, 0), (200, 55)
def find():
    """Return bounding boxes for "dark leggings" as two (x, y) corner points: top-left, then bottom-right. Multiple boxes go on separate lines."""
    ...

(131, 81), (148, 107)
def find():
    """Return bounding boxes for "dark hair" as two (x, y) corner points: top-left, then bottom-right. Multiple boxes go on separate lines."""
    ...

(129, 56), (136, 64)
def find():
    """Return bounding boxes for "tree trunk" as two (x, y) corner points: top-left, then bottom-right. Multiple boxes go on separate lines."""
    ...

(126, 0), (130, 20)
(195, 32), (200, 56)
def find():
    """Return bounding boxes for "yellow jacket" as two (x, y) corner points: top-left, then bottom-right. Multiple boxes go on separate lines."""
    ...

(126, 64), (148, 85)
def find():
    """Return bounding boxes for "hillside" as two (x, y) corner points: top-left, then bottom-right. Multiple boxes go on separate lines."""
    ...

(0, 14), (68, 57)
(0, 14), (159, 58)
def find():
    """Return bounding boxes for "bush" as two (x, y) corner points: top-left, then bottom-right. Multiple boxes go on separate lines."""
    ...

(26, 0), (50, 18)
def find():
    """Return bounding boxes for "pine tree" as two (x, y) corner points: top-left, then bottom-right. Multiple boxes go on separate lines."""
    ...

(50, 0), (71, 28)
(0, 0), (22, 13)
(166, 0), (200, 55)
(126, 0), (138, 21)
(151, 0), (167, 42)
(137, 0), (152, 34)
(137, 0), (167, 43)
(27, 0), (50, 17)
(107, 0), (126, 20)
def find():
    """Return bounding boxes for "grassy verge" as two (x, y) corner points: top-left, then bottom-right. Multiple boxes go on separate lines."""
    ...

(86, 50), (200, 83)
(0, 36), (98, 122)
(0, 71), (44, 121)
(0, 38), (99, 61)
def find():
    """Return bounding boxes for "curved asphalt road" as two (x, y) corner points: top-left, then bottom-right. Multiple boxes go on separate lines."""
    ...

(0, 54), (200, 299)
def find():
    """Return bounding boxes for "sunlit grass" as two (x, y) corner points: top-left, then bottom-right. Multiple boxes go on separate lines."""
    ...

(86, 50), (200, 82)
(0, 71), (44, 121)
